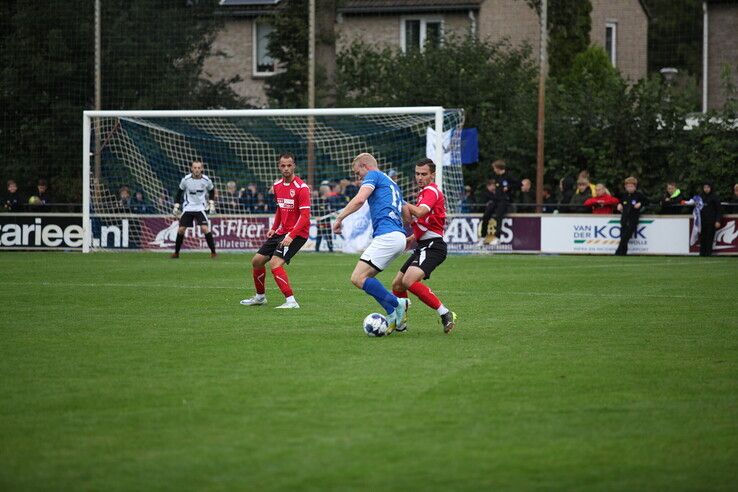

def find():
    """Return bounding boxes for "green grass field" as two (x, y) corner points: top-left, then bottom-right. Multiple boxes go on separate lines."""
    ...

(1, 252), (737, 490)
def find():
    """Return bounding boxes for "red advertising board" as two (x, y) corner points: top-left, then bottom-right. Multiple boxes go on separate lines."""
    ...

(689, 217), (738, 254)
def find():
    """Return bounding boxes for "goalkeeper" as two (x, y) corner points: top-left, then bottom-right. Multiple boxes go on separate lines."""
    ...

(171, 160), (217, 258)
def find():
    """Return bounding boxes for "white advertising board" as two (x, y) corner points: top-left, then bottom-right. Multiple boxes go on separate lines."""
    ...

(541, 215), (690, 255)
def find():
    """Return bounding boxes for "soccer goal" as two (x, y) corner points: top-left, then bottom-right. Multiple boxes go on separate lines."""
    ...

(82, 107), (465, 252)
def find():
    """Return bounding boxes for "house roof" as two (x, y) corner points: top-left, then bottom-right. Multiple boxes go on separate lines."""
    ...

(217, 0), (482, 17)
(340, 0), (483, 14)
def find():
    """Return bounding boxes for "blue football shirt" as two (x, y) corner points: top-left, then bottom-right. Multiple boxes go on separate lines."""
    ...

(361, 170), (405, 237)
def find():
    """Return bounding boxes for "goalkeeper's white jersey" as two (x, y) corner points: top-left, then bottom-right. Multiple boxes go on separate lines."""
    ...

(179, 174), (214, 212)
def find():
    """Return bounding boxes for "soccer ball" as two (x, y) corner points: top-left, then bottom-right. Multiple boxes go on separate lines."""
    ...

(363, 313), (388, 337)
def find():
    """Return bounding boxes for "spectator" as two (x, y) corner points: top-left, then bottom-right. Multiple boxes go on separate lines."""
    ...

(584, 183), (619, 214)
(559, 176), (575, 212)
(479, 178), (505, 245)
(3, 180), (24, 212)
(727, 183), (738, 214)
(387, 169), (398, 182)
(698, 181), (723, 257)
(118, 186), (131, 211)
(615, 176), (647, 256)
(36, 179), (53, 205)
(239, 182), (258, 211)
(490, 160), (519, 203)
(344, 177), (359, 199)
(314, 188), (334, 252)
(156, 190), (171, 212)
(252, 192), (270, 213)
(569, 177), (594, 213)
(517, 178), (534, 212)
(659, 181), (686, 214)
(542, 185), (557, 213)
(266, 185), (276, 212)
(460, 185), (476, 213)
(577, 170), (597, 197)
(328, 182), (348, 210)
(131, 190), (151, 214)
(222, 180), (241, 212)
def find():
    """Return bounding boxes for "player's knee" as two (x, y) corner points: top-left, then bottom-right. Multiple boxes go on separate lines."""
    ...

(177, 227), (186, 235)
(251, 255), (265, 268)
(268, 257), (284, 269)
(350, 272), (365, 289)
(402, 276), (416, 289)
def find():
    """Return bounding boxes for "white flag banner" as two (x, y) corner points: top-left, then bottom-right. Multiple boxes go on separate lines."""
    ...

(426, 126), (458, 166)
(341, 202), (373, 253)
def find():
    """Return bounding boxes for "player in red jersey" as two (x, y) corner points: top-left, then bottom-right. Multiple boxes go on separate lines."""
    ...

(240, 153), (311, 309)
(391, 158), (457, 332)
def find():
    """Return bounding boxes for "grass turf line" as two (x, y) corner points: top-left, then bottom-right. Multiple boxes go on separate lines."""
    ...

(0, 252), (736, 491)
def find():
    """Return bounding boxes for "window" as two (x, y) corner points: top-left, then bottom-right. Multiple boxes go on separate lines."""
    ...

(605, 22), (617, 67)
(401, 17), (443, 52)
(253, 21), (275, 76)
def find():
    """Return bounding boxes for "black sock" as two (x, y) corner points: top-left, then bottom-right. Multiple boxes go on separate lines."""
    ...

(175, 232), (184, 254)
(205, 232), (216, 253)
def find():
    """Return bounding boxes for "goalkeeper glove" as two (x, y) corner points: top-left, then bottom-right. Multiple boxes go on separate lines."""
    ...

(172, 203), (181, 216)
(208, 200), (216, 214)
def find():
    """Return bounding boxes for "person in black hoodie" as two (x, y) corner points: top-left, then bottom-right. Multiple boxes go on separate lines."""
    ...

(3, 179), (24, 211)
(698, 181), (723, 256)
(483, 160), (519, 244)
(479, 178), (504, 244)
(615, 176), (647, 256)
(558, 176), (575, 212)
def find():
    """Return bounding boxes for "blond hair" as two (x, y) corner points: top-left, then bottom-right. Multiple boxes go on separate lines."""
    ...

(352, 152), (378, 169)
(624, 176), (638, 186)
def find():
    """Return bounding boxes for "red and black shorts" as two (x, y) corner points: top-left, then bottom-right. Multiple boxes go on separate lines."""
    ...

(257, 233), (307, 264)
(400, 238), (448, 280)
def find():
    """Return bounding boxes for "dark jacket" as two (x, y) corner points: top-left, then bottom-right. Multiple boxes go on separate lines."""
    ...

(619, 191), (648, 224)
(491, 171), (520, 203)
(559, 177), (575, 212)
(659, 189), (686, 214)
(569, 187), (594, 213)
(700, 189), (722, 224)
(727, 195), (738, 214)
(3, 191), (24, 211)
(517, 191), (534, 212)
(542, 195), (557, 213)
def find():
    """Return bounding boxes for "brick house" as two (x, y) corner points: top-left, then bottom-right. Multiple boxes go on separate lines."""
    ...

(705, 0), (738, 110)
(206, 0), (650, 106)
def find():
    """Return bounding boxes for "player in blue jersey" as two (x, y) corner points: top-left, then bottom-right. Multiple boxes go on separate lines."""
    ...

(333, 153), (410, 333)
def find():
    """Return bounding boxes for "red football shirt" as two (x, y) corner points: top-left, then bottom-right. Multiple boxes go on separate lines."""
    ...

(272, 176), (311, 238)
(412, 182), (446, 240)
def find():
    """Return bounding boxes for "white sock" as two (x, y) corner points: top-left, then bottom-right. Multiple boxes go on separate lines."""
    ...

(437, 305), (449, 316)
(255, 293), (265, 300)
(286, 295), (296, 303)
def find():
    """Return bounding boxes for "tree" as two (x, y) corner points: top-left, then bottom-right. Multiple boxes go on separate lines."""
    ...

(264, 0), (337, 108)
(336, 35), (539, 191)
(523, 0), (592, 78)
(0, 0), (244, 203)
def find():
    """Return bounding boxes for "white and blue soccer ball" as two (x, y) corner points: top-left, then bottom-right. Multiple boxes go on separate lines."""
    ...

(363, 313), (389, 337)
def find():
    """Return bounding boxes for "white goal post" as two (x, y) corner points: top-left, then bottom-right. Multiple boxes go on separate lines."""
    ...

(82, 107), (464, 252)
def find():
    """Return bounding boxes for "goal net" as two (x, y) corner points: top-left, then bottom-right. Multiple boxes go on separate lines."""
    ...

(82, 107), (465, 252)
